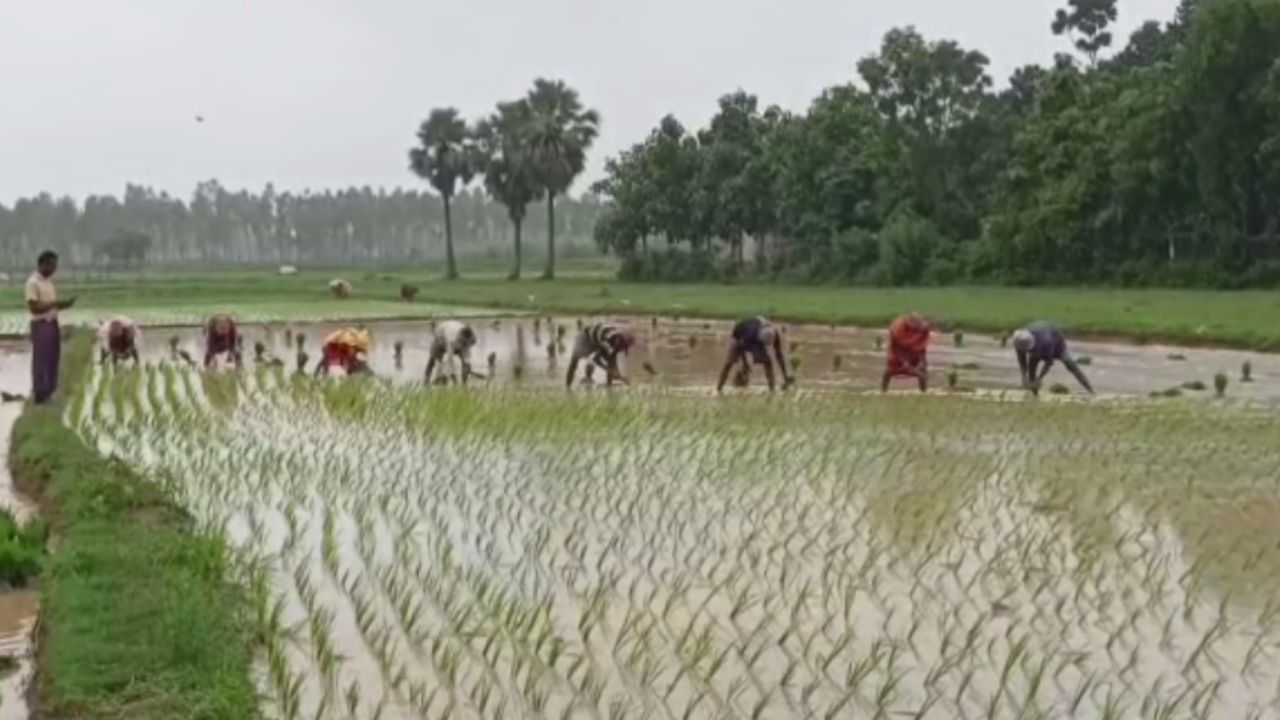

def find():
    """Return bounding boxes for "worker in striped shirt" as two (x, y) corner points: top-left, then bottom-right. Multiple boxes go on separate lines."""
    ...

(566, 323), (636, 388)
(716, 316), (793, 393)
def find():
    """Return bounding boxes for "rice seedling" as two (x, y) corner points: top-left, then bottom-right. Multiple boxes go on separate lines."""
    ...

(953, 331), (964, 348)
(1242, 361), (1253, 383)
(71, 359), (1280, 720)
(1214, 373), (1228, 397)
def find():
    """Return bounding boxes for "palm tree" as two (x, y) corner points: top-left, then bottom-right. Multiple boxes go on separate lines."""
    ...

(408, 108), (477, 279)
(524, 79), (600, 279)
(476, 100), (542, 280)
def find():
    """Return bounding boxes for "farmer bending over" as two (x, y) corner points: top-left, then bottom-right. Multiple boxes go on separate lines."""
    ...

(204, 314), (242, 369)
(316, 327), (372, 377)
(97, 316), (141, 365)
(566, 323), (636, 387)
(426, 320), (479, 385)
(1012, 322), (1093, 394)
(882, 313), (931, 392)
(716, 316), (792, 393)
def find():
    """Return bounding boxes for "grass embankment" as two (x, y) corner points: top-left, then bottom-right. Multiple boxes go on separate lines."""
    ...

(8, 333), (258, 720)
(16, 267), (1280, 349)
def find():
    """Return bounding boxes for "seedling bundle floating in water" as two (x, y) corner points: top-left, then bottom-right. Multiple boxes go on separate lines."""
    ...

(66, 361), (1280, 720)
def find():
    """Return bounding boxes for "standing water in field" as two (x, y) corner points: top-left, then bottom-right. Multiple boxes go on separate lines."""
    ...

(0, 344), (39, 720)
(153, 317), (1280, 401)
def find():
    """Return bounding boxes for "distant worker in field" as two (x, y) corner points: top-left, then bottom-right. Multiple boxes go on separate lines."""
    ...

(316, 327), (372, 377)
(1012, 322), (1094, 395)
(426, 320), (479, 385)
(203, 314), (243, 369)
(716, 316), (793, 393)
(882, 313), (932, 392)
(566, 323), (636, 388)
(97, 316), (141, 365)
(329, 278), (352, 299)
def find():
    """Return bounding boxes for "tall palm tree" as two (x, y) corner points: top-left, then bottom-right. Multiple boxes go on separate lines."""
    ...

(524, 79), (600, 279)
(476, 100), (542, 280)
(408, 108), (476, 279)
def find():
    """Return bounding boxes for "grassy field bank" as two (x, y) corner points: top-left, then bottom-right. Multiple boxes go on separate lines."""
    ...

(12, 269), (1280, 350)
(8, 333), (258, 720)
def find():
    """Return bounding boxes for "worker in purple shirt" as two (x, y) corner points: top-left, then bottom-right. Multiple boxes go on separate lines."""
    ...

(1012, 322), (1094, 395)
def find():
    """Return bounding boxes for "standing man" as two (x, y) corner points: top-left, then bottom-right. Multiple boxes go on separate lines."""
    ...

(716, 316), (793, 393)
(25, 251), (75, 404)
(1012, 322), (1094, 394)
(882, 313), (932, 392)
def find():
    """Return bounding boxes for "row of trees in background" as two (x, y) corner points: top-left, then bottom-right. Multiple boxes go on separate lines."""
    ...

(409, 78), (600, 279)
(0, 182), (604, 277)
(592, 0), (1280, 287)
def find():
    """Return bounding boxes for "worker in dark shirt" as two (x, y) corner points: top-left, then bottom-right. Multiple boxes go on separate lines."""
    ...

(1012, 322), (1094, 394)
(716, 316), (792, 393)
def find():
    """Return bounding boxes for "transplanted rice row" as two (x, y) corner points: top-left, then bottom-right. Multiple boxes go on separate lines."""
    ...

(66, 362), (1280, 720)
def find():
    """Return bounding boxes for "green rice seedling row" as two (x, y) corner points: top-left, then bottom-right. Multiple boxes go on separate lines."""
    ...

(67, 360), (1280, 720)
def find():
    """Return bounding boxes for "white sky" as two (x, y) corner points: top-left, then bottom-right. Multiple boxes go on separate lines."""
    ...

(0, 0), (1179, 203)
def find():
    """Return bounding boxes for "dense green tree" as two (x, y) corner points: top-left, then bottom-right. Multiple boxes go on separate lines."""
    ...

(476, 100), (543, 279)
(1052, 0), (1118, 65)
(523, 79), (600, 279)
(409, 108), (478, 280)
(592, 0), (1280, 288)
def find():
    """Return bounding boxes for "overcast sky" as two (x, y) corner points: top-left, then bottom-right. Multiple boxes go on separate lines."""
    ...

(0, 0), (1178, 203)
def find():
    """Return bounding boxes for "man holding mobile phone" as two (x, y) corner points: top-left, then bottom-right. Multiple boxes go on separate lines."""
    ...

(25, 250), (75, 404)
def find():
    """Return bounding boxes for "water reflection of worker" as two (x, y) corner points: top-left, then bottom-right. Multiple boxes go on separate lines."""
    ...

(1013, 322), (1093, 394)
(567, 323), (635, 387)
(316, 327), (372, 377)
(426, 320), (478, 385)
(716, 316), (792, 393)
(882, 313), (931, 392)
(204, 314), (242, 369)
(97, 316), (141, 365)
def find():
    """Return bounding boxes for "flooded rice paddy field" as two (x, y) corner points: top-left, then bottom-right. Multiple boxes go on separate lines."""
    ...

(68, 328), (1280, 720)
(151, 315), (1280, 401)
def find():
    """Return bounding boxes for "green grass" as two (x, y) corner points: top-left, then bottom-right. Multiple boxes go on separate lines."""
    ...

(7, 267), (1280, 349)
(7, 333), (259, 720)
(0, 507), (46, 588)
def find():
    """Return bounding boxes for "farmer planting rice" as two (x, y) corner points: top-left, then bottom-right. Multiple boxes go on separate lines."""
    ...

(96, 316), (141, 365)
(882, 312), (932, 392)
(566, 323), (636, 387)
(716, 316), (793, 393)
(316, 326), (372, 377)
(203, 314), (243, 369)
(426, 320), (480, 385)
(1012, 322), (1094, 394)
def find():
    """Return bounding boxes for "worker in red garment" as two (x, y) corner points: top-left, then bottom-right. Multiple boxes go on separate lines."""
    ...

(315, 327), (372, 377)
(881, 313), (932, 392)
(204, 314), (243, 369)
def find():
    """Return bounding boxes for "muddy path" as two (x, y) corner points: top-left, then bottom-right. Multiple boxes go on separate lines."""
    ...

(143, 315), (1280, 401)
(0, 344), (37, 720)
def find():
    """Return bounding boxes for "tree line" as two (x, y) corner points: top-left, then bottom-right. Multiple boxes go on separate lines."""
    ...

(0, 180), (603, 278)
(591, 0), (1280, 288)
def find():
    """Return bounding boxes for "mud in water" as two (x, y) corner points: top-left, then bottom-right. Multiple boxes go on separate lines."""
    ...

(145, 316), (1280, 401)
(0, 591), (37, 720)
